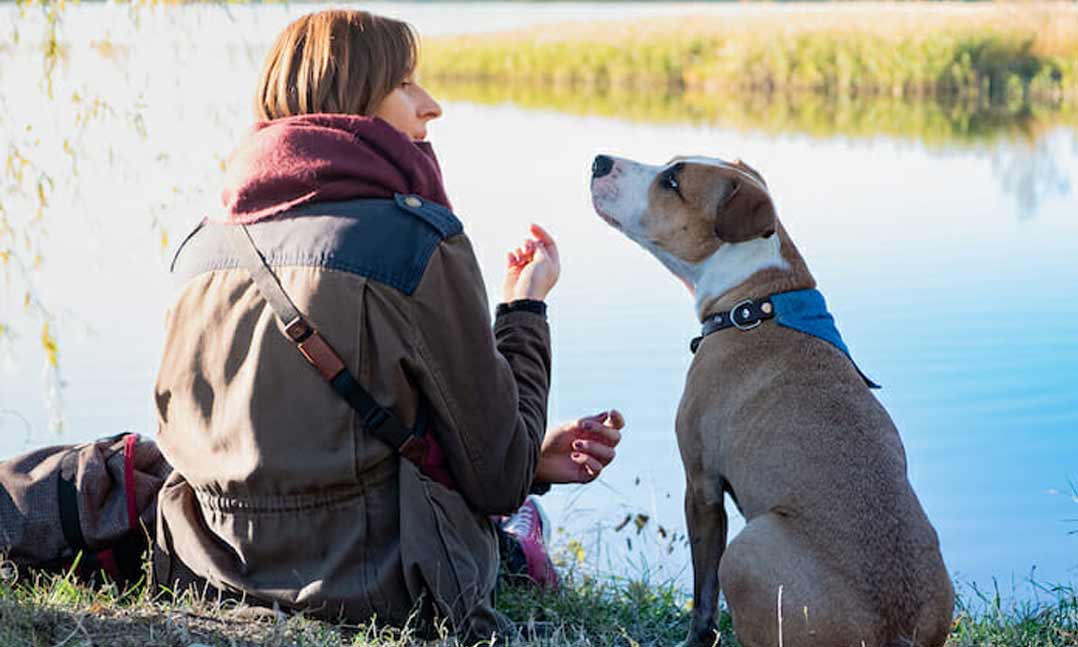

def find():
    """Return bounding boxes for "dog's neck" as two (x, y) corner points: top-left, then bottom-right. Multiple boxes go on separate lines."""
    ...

(693, 222), (815, 322)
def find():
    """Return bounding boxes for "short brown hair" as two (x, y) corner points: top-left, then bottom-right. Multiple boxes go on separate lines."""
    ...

(255, 10), (418, 121)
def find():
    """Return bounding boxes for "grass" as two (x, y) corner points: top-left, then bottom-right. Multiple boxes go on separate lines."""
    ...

(3, 557), (1078, 646)
(420, 3), (1078, 105)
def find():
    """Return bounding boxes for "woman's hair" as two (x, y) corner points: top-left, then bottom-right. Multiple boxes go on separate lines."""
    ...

(255, 10), (418, 121)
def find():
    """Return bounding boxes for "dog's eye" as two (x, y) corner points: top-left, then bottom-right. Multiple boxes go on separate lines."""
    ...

(661, 167), (681, 192)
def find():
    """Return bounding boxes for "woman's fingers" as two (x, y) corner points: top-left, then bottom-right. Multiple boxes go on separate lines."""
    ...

(606, 409), (626, 430)
(572, 439), (615, 465)
(512, 242), (537, 264)
(506, 226), (555, 271)
(530, 224), (560, 264)
(581, 417), (622, 447)
(577, 411), (608, 425)
(530, 223), (556, 248)
(571, 452), (603, 479)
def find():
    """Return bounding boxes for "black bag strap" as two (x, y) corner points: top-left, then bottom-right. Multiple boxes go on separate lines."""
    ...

(58, 473), (87, 552)
(224, 224), (429, 464)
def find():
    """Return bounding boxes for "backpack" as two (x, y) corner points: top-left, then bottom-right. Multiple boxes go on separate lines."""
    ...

(0, 433), (171, 587)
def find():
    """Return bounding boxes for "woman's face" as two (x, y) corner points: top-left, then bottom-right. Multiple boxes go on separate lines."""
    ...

(374, 74), (442, 141)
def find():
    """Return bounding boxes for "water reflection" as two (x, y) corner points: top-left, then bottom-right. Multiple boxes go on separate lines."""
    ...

(992, 136), (1074, 219)
(429, 81), (1078, 146)
(430, 80), (1078, 217)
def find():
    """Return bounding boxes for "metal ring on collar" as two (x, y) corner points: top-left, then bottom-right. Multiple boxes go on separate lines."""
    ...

(730, 299), (761, 331)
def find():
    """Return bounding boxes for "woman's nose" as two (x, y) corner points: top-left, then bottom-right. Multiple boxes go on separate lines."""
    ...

(419, 87), (442, 121)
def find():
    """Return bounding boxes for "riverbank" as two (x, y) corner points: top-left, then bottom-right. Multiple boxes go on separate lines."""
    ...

(3, 565), (1076, 646)
(421, 3), (1078, 105)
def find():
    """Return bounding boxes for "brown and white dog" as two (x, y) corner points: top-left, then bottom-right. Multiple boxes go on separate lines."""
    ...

(590, 155), (954, 647)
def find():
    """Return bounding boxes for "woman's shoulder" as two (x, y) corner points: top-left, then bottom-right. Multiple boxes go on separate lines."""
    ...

(170, 195), (465, 296)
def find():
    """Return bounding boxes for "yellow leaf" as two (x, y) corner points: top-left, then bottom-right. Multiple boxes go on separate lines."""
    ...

(41, 322), (58, 367)
(567, 539), (585, 565)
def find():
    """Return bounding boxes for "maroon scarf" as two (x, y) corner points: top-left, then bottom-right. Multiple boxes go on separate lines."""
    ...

(220, 113), (452, 223)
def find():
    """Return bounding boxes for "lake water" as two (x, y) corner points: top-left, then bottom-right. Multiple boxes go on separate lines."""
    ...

(2, 2), (1077, 605)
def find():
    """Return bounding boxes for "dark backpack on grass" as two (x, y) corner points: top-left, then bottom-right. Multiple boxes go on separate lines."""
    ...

(0, 433), (171, 587)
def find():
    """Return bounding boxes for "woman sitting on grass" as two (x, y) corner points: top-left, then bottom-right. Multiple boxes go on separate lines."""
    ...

(151, 8), (624, 641)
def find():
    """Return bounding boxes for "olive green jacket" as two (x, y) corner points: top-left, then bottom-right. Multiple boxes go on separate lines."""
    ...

(152, 196), (551, 637)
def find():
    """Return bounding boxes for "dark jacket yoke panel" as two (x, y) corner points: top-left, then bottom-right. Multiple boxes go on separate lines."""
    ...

(172, 195), (463, 295)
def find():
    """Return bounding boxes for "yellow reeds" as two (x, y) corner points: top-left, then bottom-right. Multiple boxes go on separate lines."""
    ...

(421, 3), (1078, 104)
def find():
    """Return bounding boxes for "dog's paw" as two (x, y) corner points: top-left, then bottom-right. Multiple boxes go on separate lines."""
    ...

(675, 638), (722, 647)
(677, 623), (722, 647)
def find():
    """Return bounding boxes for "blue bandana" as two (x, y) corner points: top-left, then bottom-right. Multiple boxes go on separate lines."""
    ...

(770, 289), (880, 389)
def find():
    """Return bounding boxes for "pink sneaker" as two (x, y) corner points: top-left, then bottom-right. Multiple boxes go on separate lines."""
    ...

(500, 495), (559, 589)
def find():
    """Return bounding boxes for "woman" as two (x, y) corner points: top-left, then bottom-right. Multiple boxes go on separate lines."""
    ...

(151, 8), (623, 640)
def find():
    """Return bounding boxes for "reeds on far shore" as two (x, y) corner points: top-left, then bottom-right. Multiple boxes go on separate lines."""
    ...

(421, 3), (1078, 105)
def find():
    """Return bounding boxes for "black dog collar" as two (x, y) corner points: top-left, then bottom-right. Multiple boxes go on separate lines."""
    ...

(690, 298), (775, 353)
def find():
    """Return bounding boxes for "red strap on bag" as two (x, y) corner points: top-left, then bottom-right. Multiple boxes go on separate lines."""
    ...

(123, 434), (138, 530)
(95, 548), (121, 581)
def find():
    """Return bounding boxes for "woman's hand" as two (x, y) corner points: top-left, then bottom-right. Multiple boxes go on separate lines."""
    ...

(534, 410), (625, 485)
(502, 224), (561, 303)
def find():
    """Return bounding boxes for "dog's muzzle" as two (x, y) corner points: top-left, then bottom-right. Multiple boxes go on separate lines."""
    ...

(592, 155), (614, 179)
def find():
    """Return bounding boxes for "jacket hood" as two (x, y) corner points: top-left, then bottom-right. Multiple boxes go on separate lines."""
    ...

(220, 113), (452, 224)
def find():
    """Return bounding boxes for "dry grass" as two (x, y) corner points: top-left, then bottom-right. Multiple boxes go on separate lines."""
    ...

(421, 2), (1078, 103)
(0, 560), (700, 647)
(5, 558), (1078, 646)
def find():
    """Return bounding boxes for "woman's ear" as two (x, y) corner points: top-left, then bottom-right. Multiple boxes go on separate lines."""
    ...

(713, 178), (777, 243)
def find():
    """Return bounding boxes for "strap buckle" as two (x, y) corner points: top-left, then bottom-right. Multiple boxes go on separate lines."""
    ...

(730, 300), (761, 331)
(284, 316), (313, 343)
(296, 330), (346, 381)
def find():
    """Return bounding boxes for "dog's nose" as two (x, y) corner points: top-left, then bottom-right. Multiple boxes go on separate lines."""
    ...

(592, 155), (614, 179)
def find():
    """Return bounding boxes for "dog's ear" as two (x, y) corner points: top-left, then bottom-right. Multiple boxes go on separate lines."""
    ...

(734, 158), (767, 187)
(714, 176), (777, 243)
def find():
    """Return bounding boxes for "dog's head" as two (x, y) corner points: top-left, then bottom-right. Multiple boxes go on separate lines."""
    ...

(590, 154), (780, 290)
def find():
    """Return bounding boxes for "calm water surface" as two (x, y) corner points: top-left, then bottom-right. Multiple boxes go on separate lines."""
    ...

(1, 2), (1077, 602)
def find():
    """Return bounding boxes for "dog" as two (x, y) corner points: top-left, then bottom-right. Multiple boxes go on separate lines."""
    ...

(589, 154), (954, 647)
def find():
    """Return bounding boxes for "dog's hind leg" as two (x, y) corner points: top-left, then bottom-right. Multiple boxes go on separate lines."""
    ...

(681, 475), (728, 647)
(719, 513), (878, 647)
